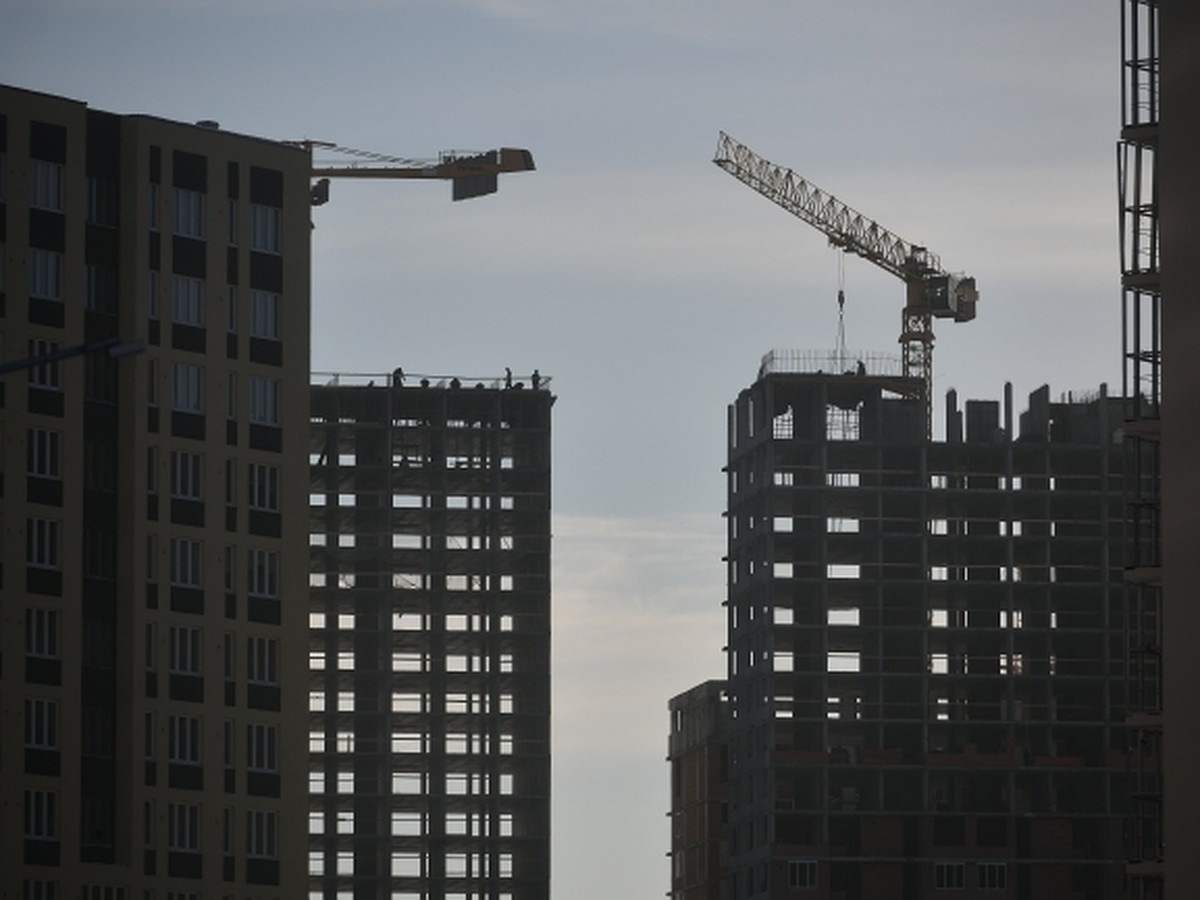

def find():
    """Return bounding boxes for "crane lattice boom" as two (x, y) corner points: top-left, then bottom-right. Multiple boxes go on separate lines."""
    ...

(714, 131), (940, 281)
(713, 131), (978, 438)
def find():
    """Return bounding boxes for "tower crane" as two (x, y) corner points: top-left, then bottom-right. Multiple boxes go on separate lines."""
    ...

(713, 131), (978, 438)
(289, 141), (535, 204)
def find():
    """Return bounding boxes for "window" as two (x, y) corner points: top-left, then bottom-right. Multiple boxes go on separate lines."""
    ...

(172, 364), (204, 413)
(86, 176), (119, 226)
(172, 189), (204, 238)
(85, 264), (117, 312)
(27, 518), (61, 569)
(169, 715), (201, 764)
(24, 790), (58, 839)
(148, 182), (161, 231)
(249, 290), (280, 340)
(170, 538), (202, 587)
(29, 249), (62, 300)
(246, 810), (277, 858)
(27, 429), (61, 478)
(26, 609), (59, 657)
(934, 862), (965, 890)
(168, 803), (200, 851)
(977, 862), (1007, 891)
(248, 376), (279, 425)
(169, 626), (201, 674)
(247, 549), (278, 597)
(172, 275), (205, 326)
(24, 699), (59, 749)
(30, 160), (63, 211)
(171, 451), (203, 499)
(247, 637), (278, 685)
(227, 200), (237, 245)
(789, 859), (817, 889)
(248, 464), (279, 511)
(27, 339), (61, 390)
(247, 724), (278, 772)
(22, 880), (58, 900)
(250, 204), (280, 252)
(827, 651), (861, 672)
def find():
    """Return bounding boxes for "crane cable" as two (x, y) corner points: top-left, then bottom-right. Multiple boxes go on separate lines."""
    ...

(835, 251), (848, 371)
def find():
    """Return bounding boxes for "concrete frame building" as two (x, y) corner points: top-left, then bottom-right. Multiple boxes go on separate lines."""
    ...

(668, 680), (730, 900)
(0, 85), (313, 899)
(1120, 2), (1200, 898)
(695, 352), (1130, 900)
(307, 373), (553, 900)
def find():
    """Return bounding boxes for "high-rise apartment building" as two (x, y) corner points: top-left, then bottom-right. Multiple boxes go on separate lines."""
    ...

(0, 85), (312, 898)
(308, 373), (553, 900)
(672, 352), (1132, 900)
(1120, 3), (1200, 898)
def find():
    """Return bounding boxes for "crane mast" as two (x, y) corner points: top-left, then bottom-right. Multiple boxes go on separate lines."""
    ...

(713, 131), (977, 437)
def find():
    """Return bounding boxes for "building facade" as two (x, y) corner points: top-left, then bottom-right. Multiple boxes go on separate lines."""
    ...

(0, 85), (312, 899)
(308, 373), (553, 900)
(713, 353), (1127, 900)
(1119, 2), (1200, 898)
(668, 680), (730, 900)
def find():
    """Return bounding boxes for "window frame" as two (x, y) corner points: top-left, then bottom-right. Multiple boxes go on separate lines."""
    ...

(26, 518), (61, 569)
(168, 714), (202, 765)
(24, 698), (59, 750)
(26, 608), (60, 658)
(248, 376), (279, 426)
(247, 636), (279, 685)
(247, 548), (279, 598)
(169, 538), (203, 587)
(167, 802), (201, 851)
(247, 723), (278, 772)
(172, 364), (204, 413)
(248, 289), (280, 340)
(24, 789), (58, 839)
(171, 275), (205, 327)
(934, 861), (966, 891)
(172, 188), (205, 239)
(170, 450), (204, 500)
(30, 160), (63, 212)
(27, 428), (61, 479)
(249, 204), (280, 253)
(29, 249), (63, 301)
(169, 626), (202, 675)
(248, 463), (279, 511)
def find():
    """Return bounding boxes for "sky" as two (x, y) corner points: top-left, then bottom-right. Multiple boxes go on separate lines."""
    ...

(4, 2), (1121, 897)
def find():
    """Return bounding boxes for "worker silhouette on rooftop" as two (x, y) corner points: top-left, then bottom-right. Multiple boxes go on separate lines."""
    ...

(505, 367), (513, 388)
(531, 369), (541, 389)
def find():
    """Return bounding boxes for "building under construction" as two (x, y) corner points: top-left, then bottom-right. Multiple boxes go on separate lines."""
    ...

(308, 372), (553, 900)
(670, 353), (1130, 900)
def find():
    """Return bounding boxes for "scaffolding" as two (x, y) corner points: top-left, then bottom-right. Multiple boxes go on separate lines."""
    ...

(1119, 1), (1163, 895)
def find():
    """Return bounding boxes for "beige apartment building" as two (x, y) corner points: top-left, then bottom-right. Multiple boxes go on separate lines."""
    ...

(0, 85), (312, 899)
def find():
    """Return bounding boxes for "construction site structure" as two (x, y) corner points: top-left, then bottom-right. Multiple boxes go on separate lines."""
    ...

(308, 372), (553, 900)
(291, 140), (535, 203)
(1117, 2), (1162, 898)
(713, 132), (978, 439)
(670, 359), (1132, 900)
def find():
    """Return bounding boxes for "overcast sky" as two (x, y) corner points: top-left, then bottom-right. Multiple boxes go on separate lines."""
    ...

(5, 2), (1120, 897)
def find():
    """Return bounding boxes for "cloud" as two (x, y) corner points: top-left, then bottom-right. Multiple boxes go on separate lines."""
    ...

(551, 512), (725, 759)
